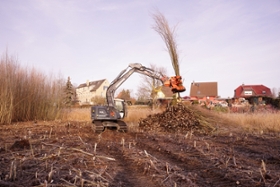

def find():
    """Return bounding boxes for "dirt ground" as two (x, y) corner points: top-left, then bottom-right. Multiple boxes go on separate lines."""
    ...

(0, 107), (280, 187)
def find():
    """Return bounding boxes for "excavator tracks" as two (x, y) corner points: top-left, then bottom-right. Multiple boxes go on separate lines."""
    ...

(92, 120), (105, 133)
(117, 120), (128, 132)
(92, 120), (128, 133)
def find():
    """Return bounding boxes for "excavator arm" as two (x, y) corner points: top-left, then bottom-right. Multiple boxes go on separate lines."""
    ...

(106, 63), (185, 107)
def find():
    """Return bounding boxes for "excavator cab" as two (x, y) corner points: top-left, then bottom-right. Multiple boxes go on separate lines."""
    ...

(91, 99), (126, 120)
(114, 98), (127, 118)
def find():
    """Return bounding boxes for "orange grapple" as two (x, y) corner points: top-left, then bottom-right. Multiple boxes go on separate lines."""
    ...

(162, 75), (186, 93)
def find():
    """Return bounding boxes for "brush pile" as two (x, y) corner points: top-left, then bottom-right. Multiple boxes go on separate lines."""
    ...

(139, 104), (211, 134)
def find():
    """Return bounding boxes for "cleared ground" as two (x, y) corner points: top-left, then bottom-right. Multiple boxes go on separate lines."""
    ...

(0, 107), (280, 187)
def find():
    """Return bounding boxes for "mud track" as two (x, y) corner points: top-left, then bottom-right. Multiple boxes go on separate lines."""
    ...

(0, 114), (280, 186)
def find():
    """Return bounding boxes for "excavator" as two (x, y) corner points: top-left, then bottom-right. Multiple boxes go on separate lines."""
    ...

(91, 63), (185, 133)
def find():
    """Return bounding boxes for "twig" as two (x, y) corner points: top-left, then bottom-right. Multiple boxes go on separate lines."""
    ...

(70, 148), (93, 156)
(150, 159), (160, 173)
(49, 127), (53, 138)
(79, 136), (86, 145)
(166, 162), (169, 174)
(94, 143), (97, 154)
(69, 148), (116, 161)
(259, 168), (266, 183)
(184, 132), (189, 139)
(9, 161), (16, 180)
(121, 137), (125, 151)
(30, 143), (34, 157)
(233, 156), (237, 166)
(96, 155), (116, 161)
(144, 150), (158, 161)
(60, 178), (77, 186)
(85, 169), (109, 182)
(225, 157), (230, 168)
(74, 175), (98, 186)
(162, 174), (171, 183)
(81, 178), (84, 187)
(104, 171), (114, 180)
(99, 166), (108, 176)
(48, 166), (54, 183)
(205, 142), (210, 151)
(57, 147), (62, 157)
(261, 160), (267, 173)
(273, 178), (280, 187)
(41, 142), (61, 148)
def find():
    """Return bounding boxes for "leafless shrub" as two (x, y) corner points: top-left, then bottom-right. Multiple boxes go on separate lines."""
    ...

(0, 52), (64, 124)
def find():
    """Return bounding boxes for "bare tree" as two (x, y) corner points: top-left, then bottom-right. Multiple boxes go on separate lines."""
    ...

(116, 89), (132, 101)
(152, 11), (180, 76)
(137, 64), (167, 109)
(152, 11), (185, 103)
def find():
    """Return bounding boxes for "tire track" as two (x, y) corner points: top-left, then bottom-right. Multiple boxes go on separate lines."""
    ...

(97, 131), (158, 187)
(128, 132), (256, 187)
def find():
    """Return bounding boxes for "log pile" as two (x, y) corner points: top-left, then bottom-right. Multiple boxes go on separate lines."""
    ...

(139, 104), (210, 134)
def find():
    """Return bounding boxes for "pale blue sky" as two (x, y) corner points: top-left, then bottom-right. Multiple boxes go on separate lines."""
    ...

(1, 0), (280, 98)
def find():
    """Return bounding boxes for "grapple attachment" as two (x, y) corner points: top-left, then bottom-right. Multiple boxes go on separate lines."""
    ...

(163, 75), (186, 93)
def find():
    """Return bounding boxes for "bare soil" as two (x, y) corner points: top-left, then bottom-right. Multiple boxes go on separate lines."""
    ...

(0, 107), (280, 187)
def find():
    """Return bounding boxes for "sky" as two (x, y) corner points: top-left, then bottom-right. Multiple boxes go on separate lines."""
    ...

(1, 0), (280, 98)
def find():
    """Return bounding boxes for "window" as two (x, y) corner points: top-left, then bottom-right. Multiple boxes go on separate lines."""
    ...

(244, 91), (252, 95)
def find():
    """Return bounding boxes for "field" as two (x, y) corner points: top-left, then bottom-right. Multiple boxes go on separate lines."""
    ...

(0, 105), (280, 187)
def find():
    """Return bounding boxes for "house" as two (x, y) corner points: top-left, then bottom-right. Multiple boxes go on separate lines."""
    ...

(76, 79), (109, 105)
(234, 84), (272, 101)
(189, 81), (218, 102)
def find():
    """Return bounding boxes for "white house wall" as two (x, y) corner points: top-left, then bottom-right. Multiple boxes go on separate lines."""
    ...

(76, 79), (109, 105)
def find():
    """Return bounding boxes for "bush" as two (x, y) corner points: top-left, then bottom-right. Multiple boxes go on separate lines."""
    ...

(0, 53), (65, 124)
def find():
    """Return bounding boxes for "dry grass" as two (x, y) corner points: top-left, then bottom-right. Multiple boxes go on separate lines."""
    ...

(60, 106), (163, 132)
(60, 108), (91, 121)
(60, 106), (162, 122)
(124, 106), (163, 122)
(60, 105), (280, 134)
(220, 111), (280, 133)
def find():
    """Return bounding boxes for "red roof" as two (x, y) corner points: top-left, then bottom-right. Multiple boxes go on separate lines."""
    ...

(190, 82), (218, 97)
(234, 84), (272, 98)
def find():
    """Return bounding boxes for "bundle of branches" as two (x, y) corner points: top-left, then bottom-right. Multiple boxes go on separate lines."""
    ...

(139, 104), (213, 134)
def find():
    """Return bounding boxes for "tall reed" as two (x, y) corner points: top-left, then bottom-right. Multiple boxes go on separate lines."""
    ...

(0, 53), (65, 124)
